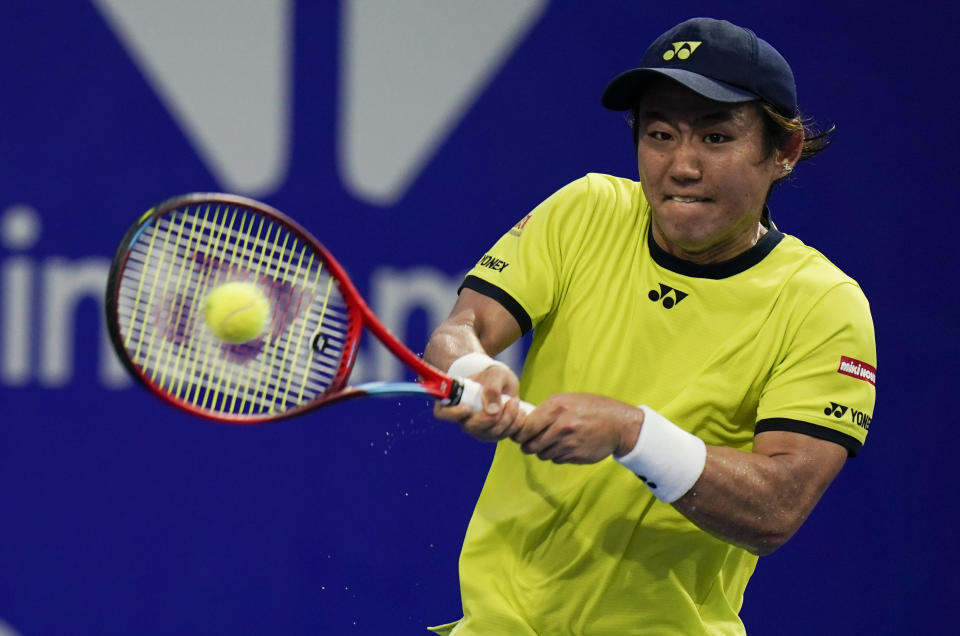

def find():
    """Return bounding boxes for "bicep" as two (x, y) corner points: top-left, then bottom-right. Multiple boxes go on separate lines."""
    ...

(753, 428), (848, 496)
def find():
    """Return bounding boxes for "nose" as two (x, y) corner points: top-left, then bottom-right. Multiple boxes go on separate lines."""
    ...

(669, 140), (702, 183)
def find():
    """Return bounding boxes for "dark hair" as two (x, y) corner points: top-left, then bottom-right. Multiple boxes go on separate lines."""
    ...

(627, 103), (835, 164)
(758, 103), (833, 163)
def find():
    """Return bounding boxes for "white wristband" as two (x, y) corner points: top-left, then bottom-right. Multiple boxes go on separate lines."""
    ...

(615, 405), (707, 503)
(447, 352), (508, 378)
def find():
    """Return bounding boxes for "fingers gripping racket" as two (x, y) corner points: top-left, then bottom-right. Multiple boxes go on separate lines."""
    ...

(105, 193), (527, 423)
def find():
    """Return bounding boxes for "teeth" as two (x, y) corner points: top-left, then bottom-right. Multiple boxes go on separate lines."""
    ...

(670, 196), (701, 202)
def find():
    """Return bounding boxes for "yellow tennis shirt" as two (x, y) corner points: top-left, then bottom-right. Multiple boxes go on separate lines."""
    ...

(432, 173), (876, 635)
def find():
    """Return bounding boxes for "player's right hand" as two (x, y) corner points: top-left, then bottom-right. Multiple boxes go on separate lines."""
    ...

(434, 364), (525, 442)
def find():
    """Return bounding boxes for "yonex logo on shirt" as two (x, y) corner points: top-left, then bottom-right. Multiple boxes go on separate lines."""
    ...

(824, 401), (871, 430)
(478, 255), (510, 272)
(663, 41), (702, 61)
(648, 283), (688, 309)
(824, 402), (848, 418)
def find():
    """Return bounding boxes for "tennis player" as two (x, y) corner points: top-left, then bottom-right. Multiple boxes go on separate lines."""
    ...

(425, 17), (876, 635)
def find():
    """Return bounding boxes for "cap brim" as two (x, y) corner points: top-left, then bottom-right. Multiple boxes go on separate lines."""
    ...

(601, 68), (759, 110)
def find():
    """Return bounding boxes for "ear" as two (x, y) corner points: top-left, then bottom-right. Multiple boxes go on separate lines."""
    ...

(777, 129), (804, 173)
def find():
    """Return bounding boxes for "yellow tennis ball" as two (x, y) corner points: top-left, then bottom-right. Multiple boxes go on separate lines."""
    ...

(203, 281), (270, 343)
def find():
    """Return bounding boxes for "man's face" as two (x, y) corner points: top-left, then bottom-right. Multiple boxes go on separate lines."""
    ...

(635, 80), (785, 263)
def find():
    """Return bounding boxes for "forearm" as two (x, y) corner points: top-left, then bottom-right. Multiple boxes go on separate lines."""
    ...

(427, 291), (525, 438)
(424, 289), (522, 373)
(671, 447), (804, 554)
(423, 311), (487, 372)
(609, 407), (847, 555)
(518, 395), (848, 555)
(671, 440), (845, 555)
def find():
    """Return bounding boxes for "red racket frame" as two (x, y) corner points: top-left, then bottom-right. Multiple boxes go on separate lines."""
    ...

(105, 193), (459, 423)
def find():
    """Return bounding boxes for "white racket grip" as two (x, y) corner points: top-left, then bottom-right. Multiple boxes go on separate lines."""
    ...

(456, 378), (535, 415)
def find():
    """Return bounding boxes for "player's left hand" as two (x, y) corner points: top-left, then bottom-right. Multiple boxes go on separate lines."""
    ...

(511, 393), (643, 464)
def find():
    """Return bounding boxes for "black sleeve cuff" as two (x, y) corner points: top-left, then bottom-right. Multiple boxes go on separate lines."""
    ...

(755, 418), (862, 457)
(459, 275), (533, 335)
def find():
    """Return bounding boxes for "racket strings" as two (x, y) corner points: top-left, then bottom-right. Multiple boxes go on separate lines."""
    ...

(114, 203), (354, 416)
(143, 209), (344, 412)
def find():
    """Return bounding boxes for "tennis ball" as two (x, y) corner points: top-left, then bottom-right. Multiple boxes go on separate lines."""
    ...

(203, 281), (270, 343)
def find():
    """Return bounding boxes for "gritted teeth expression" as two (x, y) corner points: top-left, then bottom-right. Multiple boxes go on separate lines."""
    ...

(635, 80), (783, 258)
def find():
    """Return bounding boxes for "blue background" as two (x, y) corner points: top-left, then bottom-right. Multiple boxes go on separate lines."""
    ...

(0, 1), (954, 634)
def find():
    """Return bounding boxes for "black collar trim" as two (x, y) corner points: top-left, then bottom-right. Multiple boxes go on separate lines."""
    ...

(648, 223), (784, 280)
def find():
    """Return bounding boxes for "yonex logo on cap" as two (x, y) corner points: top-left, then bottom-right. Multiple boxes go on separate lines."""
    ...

(663, 41), (702, 61)
(602, 18), (799, 116)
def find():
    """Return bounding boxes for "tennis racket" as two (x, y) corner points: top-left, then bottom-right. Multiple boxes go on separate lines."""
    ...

(105, 193), (530, 423)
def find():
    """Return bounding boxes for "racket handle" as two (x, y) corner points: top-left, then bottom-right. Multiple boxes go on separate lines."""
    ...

(454, 378), (535, 415)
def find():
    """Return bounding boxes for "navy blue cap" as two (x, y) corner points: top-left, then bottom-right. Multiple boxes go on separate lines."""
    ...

(601, 18), (797, 117)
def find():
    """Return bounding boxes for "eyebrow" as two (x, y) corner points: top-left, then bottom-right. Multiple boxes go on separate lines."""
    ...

(640, 109), (735, 125)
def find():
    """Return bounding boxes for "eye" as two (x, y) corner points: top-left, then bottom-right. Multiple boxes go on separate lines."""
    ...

(703, 133), (729, 144)
(648, 130), (672, 141)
